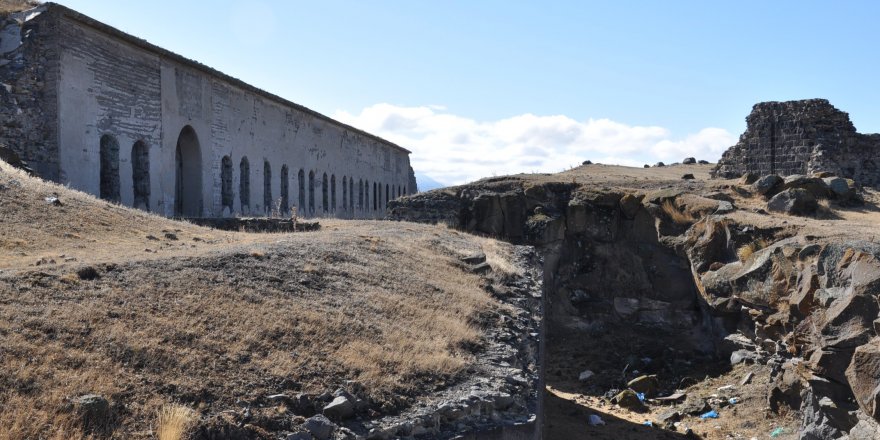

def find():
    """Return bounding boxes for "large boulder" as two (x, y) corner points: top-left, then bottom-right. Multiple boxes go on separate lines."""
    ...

(753, 175), (783, 196)
(782, 174), (830, 199)
(767, 188), (818, 216)
(846, 338), (880, 420)
(682, 157), (697, 164)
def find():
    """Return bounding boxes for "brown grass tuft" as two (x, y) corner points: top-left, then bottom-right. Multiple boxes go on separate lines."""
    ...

(661, 200), (696, 225)
(737, 238), (770, 262)
(156, 404), (195, 440)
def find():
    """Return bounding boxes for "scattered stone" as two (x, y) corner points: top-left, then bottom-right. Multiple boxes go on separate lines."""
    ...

(845, 337), (880, 419)
(767, 188), (817, 216)
(470, 262), (492, 274)
(739, 172), (759, 185)
(682, 157), (696, 164)
(740, 371), (754, 386)
(753, 175), (783, 196)
(681, 173), (695, 180)
(164, 232), (178, 240)
(657, 410), (681, 429)
(285, 433), (313, 440)
(322, 395), (354, 420)
(655, 392), (686, 403)
(303, 414), (335, 440)
(44, 195), (61, 206)
(654, 162), (665, 167)
(460, 252), (486, 265)
(698, 159), (709, 164)
(627, 375), (659, 397)
(613, 389), (646, 410)
(643, 164), (650, 168)
(582, 160), (593, 165)
(731, 349), (759, 365)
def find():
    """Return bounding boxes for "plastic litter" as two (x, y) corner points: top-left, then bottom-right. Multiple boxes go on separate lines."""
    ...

(769, 427), (786, 437)
(636, 392), (646, 402)
(579, 370), (595, 381)
(588, 414), (605, 426)
(729, 397), (740, 405)
(643, 420), (653, 427)
(699, 410), (719, 419)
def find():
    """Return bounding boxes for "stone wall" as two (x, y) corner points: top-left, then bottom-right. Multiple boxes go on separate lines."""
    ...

(0, 5), (60, 179)
(0, 3), (417, 218)
(712, 99), (880, 187)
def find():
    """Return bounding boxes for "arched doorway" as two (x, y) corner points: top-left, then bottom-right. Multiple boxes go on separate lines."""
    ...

(99, 134), (120, 203)
(131, 140), (150, 210)
(174, 126), (202, 217)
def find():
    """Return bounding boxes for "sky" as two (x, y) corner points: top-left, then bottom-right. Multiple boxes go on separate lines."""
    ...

(59, 0), (880, 187)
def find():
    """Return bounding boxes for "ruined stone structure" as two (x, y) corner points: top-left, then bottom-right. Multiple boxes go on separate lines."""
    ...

(0, 3), (417, 218)
(712, 99), (880, 186)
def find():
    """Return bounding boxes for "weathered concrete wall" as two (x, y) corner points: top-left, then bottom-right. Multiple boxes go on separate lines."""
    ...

(712, 99), (880, 186)
(2, 3), (416, 218)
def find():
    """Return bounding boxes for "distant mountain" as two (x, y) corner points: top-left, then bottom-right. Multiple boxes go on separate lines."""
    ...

(415, 172), (446, 192)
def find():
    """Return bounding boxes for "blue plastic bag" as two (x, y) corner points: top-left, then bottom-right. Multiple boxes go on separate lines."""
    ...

(699, 410), (719, 419)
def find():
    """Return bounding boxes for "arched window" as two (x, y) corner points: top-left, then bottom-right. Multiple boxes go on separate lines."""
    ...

(263, 161), (272, 216)
(322, 173), (329, 213)
(281, 165), (289, 215)
(342, 176), (347, 211)
(174, 126), (202, 217)
(239, 157), (250, 213)
(131, 140), (150, 210)
(331, 174), (337, 212)
(298, 169), (305, 213)
(358, 179), (364, 211)
(350, 178), (354, 211)
(308, 170), (315, 214)
(221, 155), (233, 212)
(373, 181), (377, 211)
(99, 134), (120, 203)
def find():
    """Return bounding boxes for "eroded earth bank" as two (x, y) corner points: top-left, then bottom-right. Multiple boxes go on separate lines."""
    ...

(390, 163), (880, 440)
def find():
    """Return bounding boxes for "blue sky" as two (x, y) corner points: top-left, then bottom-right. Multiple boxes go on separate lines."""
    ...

(59, 0), (880, 186)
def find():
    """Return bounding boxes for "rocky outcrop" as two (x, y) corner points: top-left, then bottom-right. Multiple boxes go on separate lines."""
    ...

(391, 176), (880, 438)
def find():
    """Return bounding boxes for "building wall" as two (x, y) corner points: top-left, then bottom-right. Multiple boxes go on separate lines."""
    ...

(712, 99), (880, 187)
(3, 4), (415, 219)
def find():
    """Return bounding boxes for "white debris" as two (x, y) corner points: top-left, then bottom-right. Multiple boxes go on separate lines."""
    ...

(588, 414), (605, 426)
(578, 370), (595, 382)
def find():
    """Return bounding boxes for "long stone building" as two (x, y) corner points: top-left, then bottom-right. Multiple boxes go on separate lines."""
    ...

(0, 3), (417, 218)
(712, 99), (880, 186)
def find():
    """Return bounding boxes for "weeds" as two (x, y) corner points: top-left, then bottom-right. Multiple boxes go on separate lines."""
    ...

(156, 404), (195, 440)
(661, 200), (696, 225)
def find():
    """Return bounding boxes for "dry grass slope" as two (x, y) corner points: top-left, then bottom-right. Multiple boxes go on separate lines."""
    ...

(0, 161), (516, 438)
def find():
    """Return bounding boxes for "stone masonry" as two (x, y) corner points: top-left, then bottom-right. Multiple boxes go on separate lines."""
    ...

(0, 3), (417, 218)
(712, 99), (880, 187)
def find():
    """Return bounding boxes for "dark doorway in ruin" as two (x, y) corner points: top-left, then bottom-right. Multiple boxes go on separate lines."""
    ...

(174, 126), (202, 217)
(373, 182), (378, 211)
(298, 169), (305, 213)
(131, 140), (149, 210)
(331, 174), (337, 212)
(308, 170), (315, 214)
(322, 173), (329, 213)
(359, 179), (364, 211)
(263, 161), (272, 216)
(281, 165), (289, 215)
(221, 155), (233, 213)
(240, 157), (250, 213)
(99, 134), (120, 203)
(350, 178), (354, 211)
(385, 184), (389, 208)
(365, 180), (370, 212)
(342, 176), (347, 211)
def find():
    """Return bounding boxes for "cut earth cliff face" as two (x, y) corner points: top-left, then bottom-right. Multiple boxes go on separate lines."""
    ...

(389, 164), (880, 439)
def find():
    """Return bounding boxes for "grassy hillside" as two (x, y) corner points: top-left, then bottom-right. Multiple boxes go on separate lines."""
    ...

(0, 160), (517, 439)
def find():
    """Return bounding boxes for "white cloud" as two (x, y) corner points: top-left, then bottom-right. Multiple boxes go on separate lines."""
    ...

(334, 104), (736, 186)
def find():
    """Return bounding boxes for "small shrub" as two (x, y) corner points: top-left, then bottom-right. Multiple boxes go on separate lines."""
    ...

(737, 239), (770, 262)
(156, 404), (195, 440)
(661, 200), (695, 225)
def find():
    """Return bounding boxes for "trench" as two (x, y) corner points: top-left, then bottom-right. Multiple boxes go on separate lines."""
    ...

(535, 230), (731, 440)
